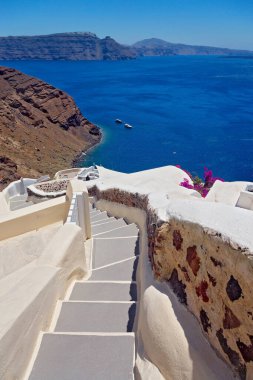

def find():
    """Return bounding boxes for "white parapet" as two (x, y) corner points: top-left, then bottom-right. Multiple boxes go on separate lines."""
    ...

(0, 196), (67, 241)
(236, 186), (253, 211)
(91, 165), (253, 379)
(54, 167), (82, 180)
(66, 179), (91, 240)
(0, 223), (86, 379)
(2, 178), (37, 203)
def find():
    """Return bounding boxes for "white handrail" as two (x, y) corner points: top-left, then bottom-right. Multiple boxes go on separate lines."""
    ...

(66, 180), (91, 240)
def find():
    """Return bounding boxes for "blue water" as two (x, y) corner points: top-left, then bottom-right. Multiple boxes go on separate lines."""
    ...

(1, 56), (253, 181)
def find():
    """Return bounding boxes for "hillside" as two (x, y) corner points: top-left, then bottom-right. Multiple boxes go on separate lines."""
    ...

(0, 33), (252, 61)
(133, 38), (253, 56)
(0, 32), (136, 61)
(0, 66), (101, 189)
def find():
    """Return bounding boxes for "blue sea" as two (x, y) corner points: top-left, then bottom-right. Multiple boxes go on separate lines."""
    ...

(1, 56), (253, 181)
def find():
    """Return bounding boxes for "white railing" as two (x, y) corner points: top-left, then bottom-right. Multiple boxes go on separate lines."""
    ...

(2, 178), (37, 203)
(66, 181), (91, 240)
(236, 187), (253, 211)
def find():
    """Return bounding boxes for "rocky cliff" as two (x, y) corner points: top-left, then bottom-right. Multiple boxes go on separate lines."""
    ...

(0, 32), (136, 61)
(133, 38), (253, 57)
(0, 32), (251, 61)
(0, 66), (101, 189)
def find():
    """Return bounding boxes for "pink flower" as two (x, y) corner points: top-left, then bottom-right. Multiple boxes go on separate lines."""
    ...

(179, 166), (224, 198)
(180, 178), (194, 190)
(201, 188), (209, 198)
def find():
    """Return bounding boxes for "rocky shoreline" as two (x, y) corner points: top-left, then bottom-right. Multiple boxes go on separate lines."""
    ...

(72, 132), (102, 169)
(0, 66), (102, 189)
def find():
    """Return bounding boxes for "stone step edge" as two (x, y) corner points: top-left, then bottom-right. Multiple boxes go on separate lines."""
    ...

(90, 215), (109, 222)
(92, 219), (126, 228)
(90, 211), (108, 217)
(22, 331), (135, 379)
(94, 236), (139, 240)
(92, 255), (139, 271)
(43, 331), (135, 337)
(90, 211), (108, 219)
(92, 255), (140, 268)
(93, 224), (138, 237)
(75, 280), (137, 284)
(61, 300), (137, 304)
(91, 217), (116, 226)
(89, 211), (100, 216)
(90, 217), (110, 223)
(92, 221), (127, 233)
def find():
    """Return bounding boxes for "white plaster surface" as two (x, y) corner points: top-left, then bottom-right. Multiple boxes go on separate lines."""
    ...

(3, 178), (37, 203)
(38, 223), (86, 275)
(0, 222), (87, 379)
(0, 179), (90, 379)
(138, 280), (235, 380)
(0, 193), (9, 215)
(1, 166), (252, 380)
(0, 262), (36, 299)
(236, 190), (253, 211)
(96, 166), (253, 253)
(94, 168), (253, 380)
(54, 167), (82, 179)
(66, 180), (91, 239)
(206, 180), (251, 206)
(0, 223), (61, 280)
(92, 166), (196, 198)
(0, 265), (60, 379)
(96, 199), (235, 380)
(0, 196), (67, 241)
(94, 168), (253, 379)
(163, 198), (253, 251)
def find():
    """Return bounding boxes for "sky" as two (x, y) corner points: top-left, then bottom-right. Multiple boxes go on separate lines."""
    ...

(0, 0), (253, 50)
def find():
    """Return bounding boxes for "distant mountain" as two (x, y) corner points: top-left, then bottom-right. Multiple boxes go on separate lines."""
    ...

(0, 33), (252, 61)
(0, 32), (136, 61)
(133, 38), (253, 56)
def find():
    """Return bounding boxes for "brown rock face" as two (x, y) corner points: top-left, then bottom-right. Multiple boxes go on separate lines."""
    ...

(237, 336), (253, 363)
(196, 280), (209, 302)
(0, 156), (20, 187)
(172, 230), (183, 250)
(216, 329), (246, 380)
(178, 265), (190, 282)
(186, 245), (200, 276)
(207, 272), (217, 287)
(200, 309), (211, 332)
(226, 276), (242, 302)
(168, 269), (187, 305)
(223, 306), (241, 329)
(0, 66), (101, 189)
(210, 256), (223, 267)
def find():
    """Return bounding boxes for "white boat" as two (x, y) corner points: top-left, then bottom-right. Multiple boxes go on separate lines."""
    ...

(115, 119), (123, 124)
(124, 123), (133, 129)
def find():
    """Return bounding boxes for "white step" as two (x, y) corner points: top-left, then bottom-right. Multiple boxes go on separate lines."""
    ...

(29, 333), (135, 380)
(55, 301), (136, 333)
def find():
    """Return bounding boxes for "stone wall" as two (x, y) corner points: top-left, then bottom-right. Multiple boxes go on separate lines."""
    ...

(91, 184), (253, 380)
(152, 219), (253, 380)
(90, 186), (149, 210)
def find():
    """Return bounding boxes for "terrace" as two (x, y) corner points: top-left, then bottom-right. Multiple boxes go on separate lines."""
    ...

(0, 165), (252, 380)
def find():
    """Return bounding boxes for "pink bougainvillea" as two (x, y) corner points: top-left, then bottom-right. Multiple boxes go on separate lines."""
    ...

(179, 167), (224, 198)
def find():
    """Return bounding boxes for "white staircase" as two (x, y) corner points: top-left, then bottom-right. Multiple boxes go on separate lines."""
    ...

(28, 206), (139, 380)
